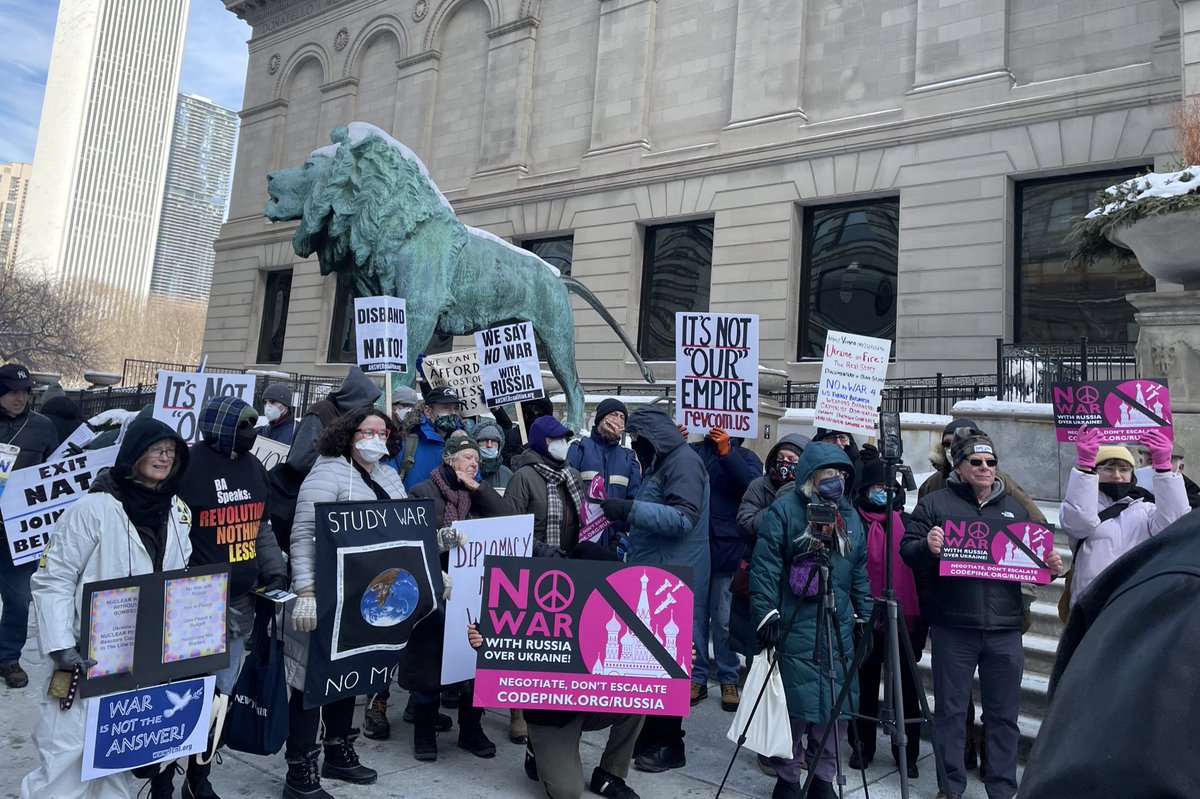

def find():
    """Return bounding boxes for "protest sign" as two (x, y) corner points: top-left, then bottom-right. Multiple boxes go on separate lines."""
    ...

(306, 499), (440, 708)
(80, 564), (231, 698)
(474, 557), (693, 717)
(475, 322), (545, 406)
(938, 518), (1054, 585)
(250, 436), (290, 470)
(354, 296), (408, 374)
(0, 443), (17, 499)
(50, 422), (97, 461)
(676, 312), (759, 437)
(82, 675), (214, 781)
(153, 371), (256, 444)
(812, 331), (891, 439)
(1, 447), (118, 566)
(440, 515), (534, 685)
(578, 475), (613, 544)
(1052, 379), (1172, 443)
(423, 349), (486, 416)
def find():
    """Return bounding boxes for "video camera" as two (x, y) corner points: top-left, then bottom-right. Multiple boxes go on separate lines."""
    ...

(879, 411), (917, 491)
(801, 500), (840, 547)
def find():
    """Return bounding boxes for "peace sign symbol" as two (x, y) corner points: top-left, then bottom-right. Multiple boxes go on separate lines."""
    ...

(1077, 386), (1099, 404)
(966, 522), (989, 539)
(534, 571), (574, 612)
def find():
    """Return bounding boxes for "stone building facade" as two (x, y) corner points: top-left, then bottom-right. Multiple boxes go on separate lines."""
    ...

(208, 0), (1196, 385)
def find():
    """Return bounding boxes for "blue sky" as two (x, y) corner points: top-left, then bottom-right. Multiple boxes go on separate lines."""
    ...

(0, 1), (251, 163)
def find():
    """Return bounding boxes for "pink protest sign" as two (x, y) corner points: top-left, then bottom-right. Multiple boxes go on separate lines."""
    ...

(1052, 379), (1172, 443)
(938, 518), (1054, 585)
(578, 475), (612, 544)
(473, 557), (693, 717)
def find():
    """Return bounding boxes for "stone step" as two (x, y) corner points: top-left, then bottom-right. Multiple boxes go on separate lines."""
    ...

(1022, 631), (1060, 676)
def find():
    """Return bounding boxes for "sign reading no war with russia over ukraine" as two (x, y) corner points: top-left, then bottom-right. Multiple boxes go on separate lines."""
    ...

(675, 312), (759, 437)
(475, 322), (545, 406)
(812, 331), (891, 440)
(1051, 379), (1172, 444)
(354, 296), (408, 374)
(938, 517), (1054, 585)
(153, 371), (257, 445)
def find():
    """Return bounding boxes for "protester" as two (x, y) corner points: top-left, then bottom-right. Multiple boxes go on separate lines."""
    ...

(690, 426), (761, 712)
(38, 393), (84, 448)
(847, 457), (926, 778)
(507, 415), (585, 555)
(0, 363), (59, 689)
(567, 397), (640, 507)
(1133, 443), (1200, 508)
(401, 386), (466, 490)
(811, 428), (871, 492)
(901, 431), (1063, 799)
(19, 419), (191, 799)
(283, 408), (405, 799)
(500, 397), (555, 467)
(1060, 427), (1188, 608)
(260, 383), (298, 446)
(473, 420), (512, 491)
(596, 405), (709, 773)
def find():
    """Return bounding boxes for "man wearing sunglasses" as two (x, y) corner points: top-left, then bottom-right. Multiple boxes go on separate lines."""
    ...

(901, 431), (1064, 799)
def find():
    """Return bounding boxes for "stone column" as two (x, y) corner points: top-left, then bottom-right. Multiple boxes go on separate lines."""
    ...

(229, 98), (288, 221)
(1129, 291), (1200, 470)
(587, 0), (657, 157)
(725, 0), (806, 129)
(912, 0), (1010, 91)
(478, 17), (538, 175)
(1182, 0), (1200, 97)
(393, 52), (441, 157)
(318, 77), (359, 137)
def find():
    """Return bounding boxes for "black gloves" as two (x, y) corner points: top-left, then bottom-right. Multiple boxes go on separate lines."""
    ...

(599, 499), (634, 523)
(756, 619), (780, 651)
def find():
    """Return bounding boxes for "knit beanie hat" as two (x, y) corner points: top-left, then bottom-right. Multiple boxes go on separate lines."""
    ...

(942, 418), (980, 437)
(859, 458), (887, 490)
(594, 398), (628, 428)
(529, 415), (572, 459)
(443, 435), (479, 457)
(262, 383), (294, 407)
(1095, 445), (1135, 468)
(951, 431), (996, 466)
(472, 421), (504, 445)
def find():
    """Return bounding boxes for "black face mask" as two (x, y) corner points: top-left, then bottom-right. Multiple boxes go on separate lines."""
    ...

(1099, 481), (1137, 501)
(632, 436), (656, 469)
(233, 425), (258, 454)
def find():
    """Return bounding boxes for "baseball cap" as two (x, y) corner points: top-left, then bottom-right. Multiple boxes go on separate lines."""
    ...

(0, 364), (35, 396)
(425, 386), (462, 407)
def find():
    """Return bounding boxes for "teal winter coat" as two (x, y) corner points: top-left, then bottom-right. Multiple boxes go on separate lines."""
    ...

(749, 443), (872, 722)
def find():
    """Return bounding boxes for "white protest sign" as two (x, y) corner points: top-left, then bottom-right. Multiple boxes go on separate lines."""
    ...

(475, 322), (545, 406)
(250, 436), (290, 470)
(675, 312), (760, 438)
(812, 331), (891, 439)
(354, 296), (408, 373)
(153, 371), (257, 445)
(50, 422), (98, 461)
(0, 447), (118, 565)
(440, 515), (534, 685)
(423, 349), (486, 416)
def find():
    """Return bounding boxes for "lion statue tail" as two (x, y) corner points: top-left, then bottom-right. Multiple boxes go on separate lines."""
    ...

(560, 276), (657, 384)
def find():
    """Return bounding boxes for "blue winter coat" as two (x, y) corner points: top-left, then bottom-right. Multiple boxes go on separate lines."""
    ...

(567, 429), (641, 500)
(692, 439), (762, 574)
(262, 416), (297, 446)
(750, 443), (872, 722)
(403, 417), (450, 491)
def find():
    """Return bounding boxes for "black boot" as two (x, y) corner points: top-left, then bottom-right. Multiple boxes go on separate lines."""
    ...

(183, 758), (221, 799)
(456, 702), (496, 758)
(282, 748), (333, 799)
(770, 778), (802, 799)
(413, 700), (439, 762)
(150, 765), (177, 799)
(807, 777), (838, 799)
(403, 694), (452, 731)
(321, 730), (377, 785)
(632, 738), (685, 773)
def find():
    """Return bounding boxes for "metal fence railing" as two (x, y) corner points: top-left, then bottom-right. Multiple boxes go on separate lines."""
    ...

(996, 338), (1137, 403)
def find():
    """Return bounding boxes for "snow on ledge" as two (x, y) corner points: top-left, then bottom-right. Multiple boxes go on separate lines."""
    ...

(1085, 166), (1200, 218)
(953, 396), (1054, 418)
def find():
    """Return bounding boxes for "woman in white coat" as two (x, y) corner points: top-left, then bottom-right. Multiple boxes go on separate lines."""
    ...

(282, 407), (406, 799)
(1060, 427), (1190, 609)
(20, 418), (192, 799)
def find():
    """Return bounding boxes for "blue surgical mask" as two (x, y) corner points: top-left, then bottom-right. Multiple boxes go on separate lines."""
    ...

(867, 488), (888, 507)
(816, 475), (845, 502)
(480, 446), (500, 460)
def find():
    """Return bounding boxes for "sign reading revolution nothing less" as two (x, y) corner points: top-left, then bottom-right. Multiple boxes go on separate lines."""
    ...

(675, 312), (759, 437)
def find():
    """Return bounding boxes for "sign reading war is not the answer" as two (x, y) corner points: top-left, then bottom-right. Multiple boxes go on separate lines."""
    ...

(474, 557), (694, 717)
(938, 518), (1054, 585)
(153, 371), (256, 445)
(1051, 379), (1172, 443)
(812, 331), (891, 440)
(475, 321), (545, 406)
(306, 499), (440, 709)
(354, 296), (408, 374)
(675, 312), (759, 437)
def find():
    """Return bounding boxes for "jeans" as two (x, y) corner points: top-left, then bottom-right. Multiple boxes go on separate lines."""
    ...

(214, 633), (247, 696)
(0, 555), (34, 665)
(692, 571), (740, 685)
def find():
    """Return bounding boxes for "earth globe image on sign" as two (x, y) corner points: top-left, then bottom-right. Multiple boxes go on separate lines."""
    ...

(360, 567), (420, 627)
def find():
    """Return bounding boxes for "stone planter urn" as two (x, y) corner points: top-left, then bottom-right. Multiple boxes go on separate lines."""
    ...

(1107, 207), (1200, 289)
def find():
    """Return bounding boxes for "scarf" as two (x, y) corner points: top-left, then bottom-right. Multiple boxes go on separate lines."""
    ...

(531, 462), (585, 549)
(858, 508), (921, 631)
(430, 464), (472, 526)
(118, 478), (174, 571)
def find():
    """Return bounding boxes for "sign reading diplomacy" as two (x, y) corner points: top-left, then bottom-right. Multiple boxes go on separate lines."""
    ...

(676, 312), (759, 437)
(938, 518), (1054, 585)
(473, 557), (693, 717)
(1052, 379), (1172, 443)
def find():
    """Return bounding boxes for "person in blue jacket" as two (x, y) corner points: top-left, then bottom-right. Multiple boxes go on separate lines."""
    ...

(401, 386), (466, 490)
(690, 426), (762, 713)
(597, 405), (710, 775)
(260, 382), (298, 446)
(567, 398), (640, 550)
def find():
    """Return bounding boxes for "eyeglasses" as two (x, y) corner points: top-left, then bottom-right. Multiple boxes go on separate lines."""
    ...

(356, 429), (387, 439)
(967, 458), (997, 468)
(1098, 464), (1133, 476)
(147, 446), (177, 460)
(941, 439), (954, 449)
(829, 434), (851, 445)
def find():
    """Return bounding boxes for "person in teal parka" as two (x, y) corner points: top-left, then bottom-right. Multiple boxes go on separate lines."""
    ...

(750, 442), (872, 799)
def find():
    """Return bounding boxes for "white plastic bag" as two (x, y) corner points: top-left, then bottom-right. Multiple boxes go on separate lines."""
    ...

(726, 647), (793, 759)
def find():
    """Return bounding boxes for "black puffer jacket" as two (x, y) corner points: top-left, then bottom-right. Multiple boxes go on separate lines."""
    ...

(900, 475), (1028, 630)
(0, 406), (58, 470)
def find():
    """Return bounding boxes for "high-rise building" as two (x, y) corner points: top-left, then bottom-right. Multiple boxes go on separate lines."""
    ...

(0, 163), (32, 271)
(18, 0), (191, 300)
(149, 94), (239, 303)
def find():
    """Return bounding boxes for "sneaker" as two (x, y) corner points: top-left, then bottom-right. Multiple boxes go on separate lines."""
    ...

(719, 683), (739, 712)
(0, 662), (28, 689)
(689, 682), (707, 706)
(590, 766), (640, 799)
(755, 754), (777, 777)
(363, 696), (390, 740)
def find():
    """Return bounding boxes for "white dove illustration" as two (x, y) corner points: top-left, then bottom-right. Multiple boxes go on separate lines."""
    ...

(162, 687), (200, 718)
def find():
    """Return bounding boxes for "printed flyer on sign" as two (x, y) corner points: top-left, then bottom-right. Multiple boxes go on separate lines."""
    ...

(163, 572), (230, 663)
(1052, 379), (1172, 443)
(675, 312), (759, 437)
(354, 295), (408, 374)
(938, 518), (1054, 585)
(474, 557), (693, 717)
(440, 515), (534, 685)
(87, 586), (140, 679)
(812, 331), (891, 439)
(422, 349), (487, 416)
(153, 371), (256, 444)
(475, 322), (545, 406)
(82, 676), (214, 781)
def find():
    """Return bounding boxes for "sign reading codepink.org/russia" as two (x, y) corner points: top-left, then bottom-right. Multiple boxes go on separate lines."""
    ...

(1051, 379), (1172, 444)
(473, 557), (694, 718)
(937, 517), (1054, 586)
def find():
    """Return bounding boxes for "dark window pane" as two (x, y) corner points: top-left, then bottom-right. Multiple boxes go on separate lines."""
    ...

(799, 199), (899, 359)
(256, 269), (292, 364)
(1017, 170), (1154, 343)
(521, 235), (573, 276)
(638, 220), (713, 361)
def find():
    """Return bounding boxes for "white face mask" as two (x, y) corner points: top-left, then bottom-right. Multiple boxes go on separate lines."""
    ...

(547, 439), (571, 462)
(480, 446), (500, 459)
(944, 448), (953, 464)
(355, 437), (389, 463)
(263, 404), (284, 422)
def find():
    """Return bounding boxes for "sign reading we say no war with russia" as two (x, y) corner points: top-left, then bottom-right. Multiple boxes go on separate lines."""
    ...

(813, 331), (891, 439)
(675, 312), (759, 437)
(476, 322), (545, 406)
(354, 296), (408, 374)
(1051, 379), (1172, 444)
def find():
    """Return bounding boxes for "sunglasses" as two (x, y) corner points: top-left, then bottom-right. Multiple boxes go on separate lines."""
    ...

(966, 457), (997, 468)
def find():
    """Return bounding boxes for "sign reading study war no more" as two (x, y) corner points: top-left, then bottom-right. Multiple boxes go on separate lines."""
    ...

(938, 517), (1054, 586)
(812, 331), (891, 440)
(474, 556), (693, 717)
(1051, 379), (1172, 443)
(475, 322), (545, 406)
(675, 312), (759, 437)
(354, 296), (408, 374)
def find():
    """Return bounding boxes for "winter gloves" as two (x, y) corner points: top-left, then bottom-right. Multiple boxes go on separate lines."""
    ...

(1075, 426), (1102, 469)
(442, 571), (453, 601)
(755, 609), (780, 651)
(599, 498), (634, 524)
(292, 593), (318, 633)
(50, 647), (95, 672)
(1143, 429), (1174, 471)
(437, 526), (468, 553)
(707, 427), (731, 456)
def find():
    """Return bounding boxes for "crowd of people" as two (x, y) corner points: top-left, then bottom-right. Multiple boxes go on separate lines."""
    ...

(0, 361), (1194, 799)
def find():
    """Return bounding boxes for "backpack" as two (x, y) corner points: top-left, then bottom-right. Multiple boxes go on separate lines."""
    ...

(398, 431), (420, 481)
